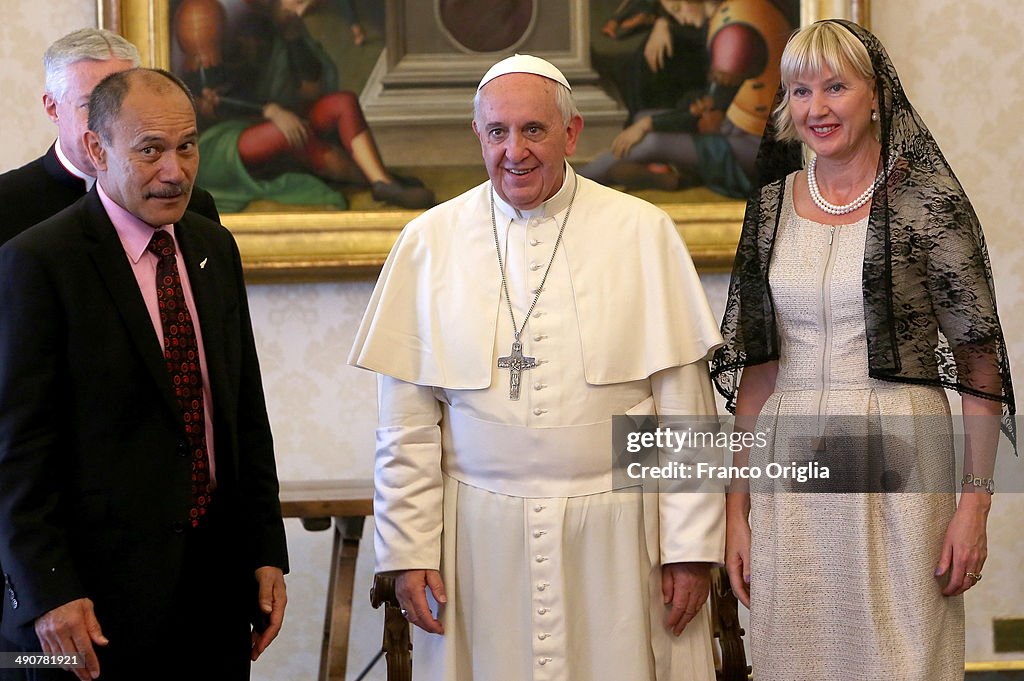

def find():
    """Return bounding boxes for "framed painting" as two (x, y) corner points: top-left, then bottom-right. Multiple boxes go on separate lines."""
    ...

(99, 0), (869, 280)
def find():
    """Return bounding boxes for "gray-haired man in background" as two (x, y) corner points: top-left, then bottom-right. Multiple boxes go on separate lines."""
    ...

(0, 27), (219, 248)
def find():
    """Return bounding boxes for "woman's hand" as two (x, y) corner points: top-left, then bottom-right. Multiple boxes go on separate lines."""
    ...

(936, 493), (990, 596)
(937, 393), (999, 596)
(725, 498), (752, 608)
(724, 361), (776, 609)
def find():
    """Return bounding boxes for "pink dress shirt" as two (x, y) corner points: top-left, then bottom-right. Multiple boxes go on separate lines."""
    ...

(97, 183), (217, 485)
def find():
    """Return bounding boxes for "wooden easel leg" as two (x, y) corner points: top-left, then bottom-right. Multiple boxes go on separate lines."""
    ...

(319, 516), (366, 681)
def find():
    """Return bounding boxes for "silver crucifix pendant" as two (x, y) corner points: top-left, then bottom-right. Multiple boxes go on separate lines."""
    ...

(497, 339), (537, 400)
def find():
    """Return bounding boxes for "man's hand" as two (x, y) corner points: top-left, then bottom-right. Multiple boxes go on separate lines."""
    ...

(251, 566), (287, 661)
(395, 569), (447, 635)
(661, 562), (711, 636)
(34, 598), (107, 681)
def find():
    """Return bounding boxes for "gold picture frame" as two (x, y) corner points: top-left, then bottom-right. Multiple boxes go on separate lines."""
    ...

(98, 0), (869, 281)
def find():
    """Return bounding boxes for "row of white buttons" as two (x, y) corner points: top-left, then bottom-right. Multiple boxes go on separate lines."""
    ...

(527, 218), (558, 676)
(529, 308), (547, 415)
(527, 232), (549, 421)
(529, 500), (557, 673)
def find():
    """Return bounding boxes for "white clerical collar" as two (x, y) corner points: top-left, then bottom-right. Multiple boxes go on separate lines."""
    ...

(492, 162), (576, 221)
(55, 138), (95, 191)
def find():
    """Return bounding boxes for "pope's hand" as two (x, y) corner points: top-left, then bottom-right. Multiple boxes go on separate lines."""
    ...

(662, 562), (711, 636)
(395, 569), (447, 634)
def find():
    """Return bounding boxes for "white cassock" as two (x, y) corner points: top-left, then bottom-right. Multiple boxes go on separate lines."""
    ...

(350, 166), (725, 681)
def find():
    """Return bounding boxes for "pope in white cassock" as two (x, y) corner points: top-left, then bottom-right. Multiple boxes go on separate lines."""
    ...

(349, 54), (726, 680)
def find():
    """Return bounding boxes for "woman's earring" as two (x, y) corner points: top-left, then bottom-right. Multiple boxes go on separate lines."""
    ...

(871, 109), (879, 122)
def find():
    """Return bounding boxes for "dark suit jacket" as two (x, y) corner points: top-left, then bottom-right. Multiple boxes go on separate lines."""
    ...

(0, 143), (220, 248)
(0, 190), (287, 649)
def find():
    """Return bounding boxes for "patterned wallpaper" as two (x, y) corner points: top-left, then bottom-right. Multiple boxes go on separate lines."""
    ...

(873, 2), (1024, 663)
(2, 1), (1021, 678)
(0, 3), (95, 164)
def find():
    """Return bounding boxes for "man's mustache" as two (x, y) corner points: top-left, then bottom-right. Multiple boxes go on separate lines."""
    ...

(146, 183), (191, 199)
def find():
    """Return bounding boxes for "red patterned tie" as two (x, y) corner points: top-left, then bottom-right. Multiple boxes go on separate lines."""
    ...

(148, 230), (210, 527)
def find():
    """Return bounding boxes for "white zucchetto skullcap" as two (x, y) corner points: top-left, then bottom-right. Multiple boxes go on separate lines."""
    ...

(477, 53), (571, 91)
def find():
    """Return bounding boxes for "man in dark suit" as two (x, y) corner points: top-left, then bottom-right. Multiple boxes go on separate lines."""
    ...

(0, 30), (223, 675)
(0, 68), (288, 680)
(0, 27), (218, 249)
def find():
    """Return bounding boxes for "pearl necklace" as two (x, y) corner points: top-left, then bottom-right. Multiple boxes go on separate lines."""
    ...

(807, 155), (892, 215)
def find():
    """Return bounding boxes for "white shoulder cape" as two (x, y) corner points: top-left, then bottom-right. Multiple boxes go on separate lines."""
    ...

(349, 175), (723, 388)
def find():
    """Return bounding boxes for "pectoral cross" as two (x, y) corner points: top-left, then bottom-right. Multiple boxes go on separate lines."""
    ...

(497, 339), (537, 400)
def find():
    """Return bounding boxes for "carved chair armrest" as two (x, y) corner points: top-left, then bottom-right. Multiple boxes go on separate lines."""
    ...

(711, 565), (750, 681)
(371, 572), (413, 681)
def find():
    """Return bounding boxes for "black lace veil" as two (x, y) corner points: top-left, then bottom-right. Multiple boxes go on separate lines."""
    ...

(710, 19), (1016, 449)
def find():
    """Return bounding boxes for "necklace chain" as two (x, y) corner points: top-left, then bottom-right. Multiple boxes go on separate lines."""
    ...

(490, 178), (578, 343)
(808, 154), (895, 216)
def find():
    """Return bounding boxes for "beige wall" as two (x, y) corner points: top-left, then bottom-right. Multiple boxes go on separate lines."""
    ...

(2, 1), (1021, 678)
(872, 2), (1024, 662)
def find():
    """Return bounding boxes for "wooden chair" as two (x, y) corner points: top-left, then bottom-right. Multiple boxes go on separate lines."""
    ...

(369, 566), (749, 681)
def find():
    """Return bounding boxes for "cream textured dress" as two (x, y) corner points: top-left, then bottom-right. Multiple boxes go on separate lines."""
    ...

(747, 175), (964, 680)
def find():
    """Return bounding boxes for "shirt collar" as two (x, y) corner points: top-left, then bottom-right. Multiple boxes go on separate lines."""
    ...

(492, 162), (576, 221)
(98, 182), (174, 264)
(54, 138), (95, 191)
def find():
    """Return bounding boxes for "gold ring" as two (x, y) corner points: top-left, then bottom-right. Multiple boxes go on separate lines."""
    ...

(966, 572), (982, 582)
